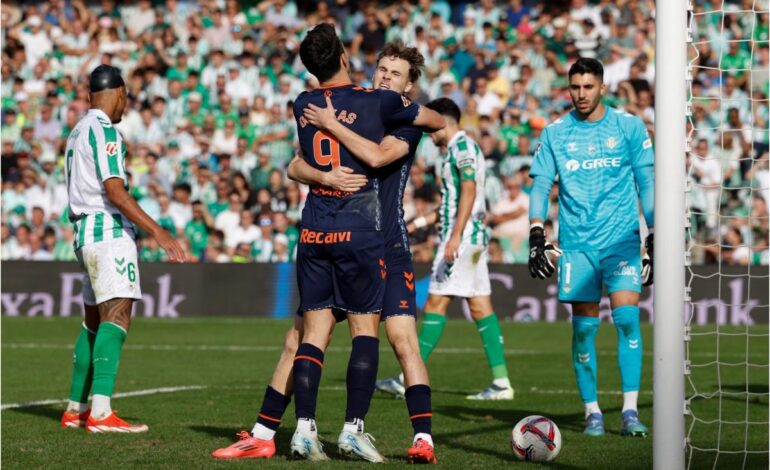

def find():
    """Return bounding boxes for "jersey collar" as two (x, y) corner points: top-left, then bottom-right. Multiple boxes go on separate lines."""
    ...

(447, 129), (467, 149)
(88, 108), (112, 123)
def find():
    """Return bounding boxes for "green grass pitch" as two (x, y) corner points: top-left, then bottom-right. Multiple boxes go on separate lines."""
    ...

(2, 317), (767, 469)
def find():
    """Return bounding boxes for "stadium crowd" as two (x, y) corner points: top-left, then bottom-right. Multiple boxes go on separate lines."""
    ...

(1, 0), (768, 265)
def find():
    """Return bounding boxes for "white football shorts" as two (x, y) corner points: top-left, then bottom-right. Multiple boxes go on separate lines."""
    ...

(428, 242), (491, 298)
(76, 238), (142, 305)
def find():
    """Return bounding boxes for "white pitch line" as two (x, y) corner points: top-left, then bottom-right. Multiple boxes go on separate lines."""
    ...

(2, 342), (759, 358)
(1, 385), (206, 410)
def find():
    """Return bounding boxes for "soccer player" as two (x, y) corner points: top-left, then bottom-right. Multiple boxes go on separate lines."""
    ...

(60, 65), (185, 433)
(212, 41), (441, 463)
(377, 98), (514, 401)
(295, 25), (443, 462)
(527, 58), (654, 437)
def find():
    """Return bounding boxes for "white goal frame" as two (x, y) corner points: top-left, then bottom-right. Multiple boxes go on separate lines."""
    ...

(653, 1), (687, 469)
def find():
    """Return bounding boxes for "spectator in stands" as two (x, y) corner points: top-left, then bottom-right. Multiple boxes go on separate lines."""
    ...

(0, 0), (762, 266)
(490, 175), (531, 262)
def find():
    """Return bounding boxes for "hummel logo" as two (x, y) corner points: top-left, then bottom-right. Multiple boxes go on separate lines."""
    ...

(567, 142), (577, 152)
(578, 353), (590, 363)
(629, 340), (640, 349)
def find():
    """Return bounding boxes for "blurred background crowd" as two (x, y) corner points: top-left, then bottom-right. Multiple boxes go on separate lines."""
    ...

(1, 0), (768, 265)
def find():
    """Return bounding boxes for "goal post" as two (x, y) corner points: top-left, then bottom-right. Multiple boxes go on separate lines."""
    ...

(654, 0), (688, 469)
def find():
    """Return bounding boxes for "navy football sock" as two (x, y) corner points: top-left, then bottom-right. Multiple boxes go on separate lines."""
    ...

(256, 385), (291, 431)
(293, 343), (324, 420)
(405, 384), (432, 436)
(345, 336), (379, 422)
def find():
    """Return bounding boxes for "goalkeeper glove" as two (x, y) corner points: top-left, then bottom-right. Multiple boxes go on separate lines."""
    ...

(528, 226), (562, 279)
(642, 232), (654, 286)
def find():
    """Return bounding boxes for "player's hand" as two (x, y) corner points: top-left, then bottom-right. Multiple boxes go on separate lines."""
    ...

(642, 232), (654, 286)
(528, 226), (562, 279)
(304, 95), (337, 131)
(322, 165), (367, 192)
(444, 233), (461, 262)
(155, 230), (186, 263)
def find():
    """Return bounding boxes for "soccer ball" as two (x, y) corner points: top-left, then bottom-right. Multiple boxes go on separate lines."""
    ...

(511, 415), (562, 462)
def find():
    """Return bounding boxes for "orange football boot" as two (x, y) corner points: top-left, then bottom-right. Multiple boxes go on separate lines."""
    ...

(86, 410), (148, 433)
(407, 438), (437, 464)
(61, 409), (90, 428)
(211, 431), (276, 459)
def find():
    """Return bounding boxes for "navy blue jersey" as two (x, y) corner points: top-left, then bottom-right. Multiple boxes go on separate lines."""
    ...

(378, 125), (423, 254)
(293, 84), (420, 232)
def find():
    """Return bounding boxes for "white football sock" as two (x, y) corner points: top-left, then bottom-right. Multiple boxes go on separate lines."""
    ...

(91, 394), (112, 419)
(622, 391), (639, 412)
(296, 418), (317, 436)
(251, 422), (276, 440)
(493, 377), (512, 389)
(584, 401), (601, 417)
(343, 418), (364, 434)
(414, 433), (433, 446)
(66, 400), (89, 413)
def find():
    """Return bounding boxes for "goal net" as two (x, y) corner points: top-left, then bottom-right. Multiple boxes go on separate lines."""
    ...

(684, 1), (769, 469)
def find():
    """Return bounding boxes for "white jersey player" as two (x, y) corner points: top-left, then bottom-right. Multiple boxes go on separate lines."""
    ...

(392, 98), (513, 401)
(60, 65), (185, 434)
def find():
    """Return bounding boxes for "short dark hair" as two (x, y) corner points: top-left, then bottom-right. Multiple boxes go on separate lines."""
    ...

(377, 41), (425, 83)
(568, 58), (604, 80)
(299, 24), (345, 83)
(426, 97), (461, 123)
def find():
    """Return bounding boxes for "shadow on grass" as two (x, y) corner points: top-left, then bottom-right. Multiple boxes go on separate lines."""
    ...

(5, 404), (63, 423)
(430, 402), (653, 466)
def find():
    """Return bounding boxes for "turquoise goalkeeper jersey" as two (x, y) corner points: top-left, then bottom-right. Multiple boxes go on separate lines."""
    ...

(530, 107), (654, 252)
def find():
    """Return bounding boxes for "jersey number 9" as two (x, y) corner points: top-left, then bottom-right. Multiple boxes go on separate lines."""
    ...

(312, 130), (340, 168)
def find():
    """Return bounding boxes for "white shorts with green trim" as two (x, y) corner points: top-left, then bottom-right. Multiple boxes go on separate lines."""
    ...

(429, 242), (491, 298)
(76, 238), (142, 305)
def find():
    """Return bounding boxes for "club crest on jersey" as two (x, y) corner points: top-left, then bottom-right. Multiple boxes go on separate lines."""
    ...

(105, 142), (118, 156)
(606, 137), (617, 149)
(565, 159), (580, 171)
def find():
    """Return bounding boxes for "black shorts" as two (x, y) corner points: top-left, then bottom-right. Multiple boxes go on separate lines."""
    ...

(381, 248), (416, 320)
(296, 228), (386, 315)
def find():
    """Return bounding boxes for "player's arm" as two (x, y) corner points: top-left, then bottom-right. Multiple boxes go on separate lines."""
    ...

(104, 179), (186, 262)
(411, 106), (446, 132)
(527, 129), (561, 279)
(286, 154), (368, 192)
(303, 95), (411, 168)
(379, 89), (445, 132)
(629, 118), (656, 285)
(443, 179), (475, 262)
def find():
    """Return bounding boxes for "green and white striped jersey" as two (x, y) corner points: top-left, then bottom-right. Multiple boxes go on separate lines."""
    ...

(438, 130), (489, 245)
(64, 109), (135, 249)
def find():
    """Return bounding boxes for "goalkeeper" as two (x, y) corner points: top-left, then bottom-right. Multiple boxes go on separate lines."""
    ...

(528, 58), (654, 438)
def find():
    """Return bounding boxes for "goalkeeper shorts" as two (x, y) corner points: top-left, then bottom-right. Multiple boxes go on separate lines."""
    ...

(557, 240), (642, 303)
